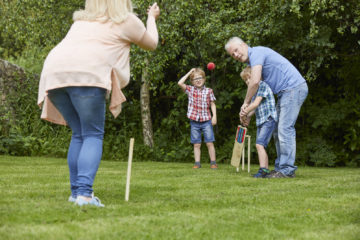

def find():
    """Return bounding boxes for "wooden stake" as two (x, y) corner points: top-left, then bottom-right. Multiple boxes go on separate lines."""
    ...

(242, 146), (245, 171)
(247, 135), (251, 173)
(125, 138), (134, 201)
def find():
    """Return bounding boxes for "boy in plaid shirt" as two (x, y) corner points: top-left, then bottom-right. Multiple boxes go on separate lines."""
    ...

(178, 68), (217, 169)
(240, 66), (278, 178)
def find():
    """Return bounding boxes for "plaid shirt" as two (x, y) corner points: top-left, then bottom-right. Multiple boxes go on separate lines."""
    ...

(252, 81), (278, 126)
(185, 85), (216, 122)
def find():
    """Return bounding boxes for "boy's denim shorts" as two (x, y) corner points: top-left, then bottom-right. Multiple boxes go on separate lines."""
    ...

(190, 120), (215, 144)
(256, 117), (276, 148)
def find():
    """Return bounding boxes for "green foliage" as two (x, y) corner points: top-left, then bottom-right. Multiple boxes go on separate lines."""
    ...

(1, 0), (359, 166)
(0, 71), (70, 156)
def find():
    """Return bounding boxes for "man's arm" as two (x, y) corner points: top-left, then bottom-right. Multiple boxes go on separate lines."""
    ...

(211, 101), (217, 125)
(178, 68), (195, 91)
(240, 65), (262, 116)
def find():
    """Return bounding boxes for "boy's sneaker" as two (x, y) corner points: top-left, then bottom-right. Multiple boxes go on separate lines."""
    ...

(75, 196), (104, 207)
(253, 168), (270, 178)
(210, 164), (218, 169)
(193, 165), (201, 169)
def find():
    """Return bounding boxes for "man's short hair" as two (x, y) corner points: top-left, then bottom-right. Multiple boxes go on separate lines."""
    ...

(225, 37), (244, 51)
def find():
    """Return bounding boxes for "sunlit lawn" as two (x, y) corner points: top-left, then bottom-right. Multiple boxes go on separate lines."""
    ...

(0, 156), (359, 240)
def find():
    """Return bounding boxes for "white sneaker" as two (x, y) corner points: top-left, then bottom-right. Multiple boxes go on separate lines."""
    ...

(68, 192), (94, 202)
(75, 196), (105, 207)
(68, 196), (76, 202)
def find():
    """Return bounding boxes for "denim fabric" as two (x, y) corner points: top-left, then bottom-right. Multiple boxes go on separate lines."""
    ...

(48, 87), (106, 197)
(256, 117), (276, 148)
(190, 120), (215, 144)
(273, 82), (308, 175)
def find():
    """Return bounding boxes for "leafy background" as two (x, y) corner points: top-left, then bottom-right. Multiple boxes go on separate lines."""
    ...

(1, 0), (359, 166)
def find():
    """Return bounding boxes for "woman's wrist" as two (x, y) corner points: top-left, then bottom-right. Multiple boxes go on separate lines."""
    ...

(148, 13), (159, 21)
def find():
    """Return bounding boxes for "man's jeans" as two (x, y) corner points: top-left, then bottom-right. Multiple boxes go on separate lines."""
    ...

(48, 87), (106, 198)
(273, 82), (308, 175)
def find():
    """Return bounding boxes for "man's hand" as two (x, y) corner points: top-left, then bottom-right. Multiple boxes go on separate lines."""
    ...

(243, 116), (251, 126)
(240, 115), (251, 126)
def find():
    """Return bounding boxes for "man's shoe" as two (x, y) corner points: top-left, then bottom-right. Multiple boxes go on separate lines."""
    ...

(266, 170), (278, 178)
(210, 164), (218, 169)
(288, 172), (296, 178)
(269, 170), (277, 175)
(193, 164), (201, 169)
(253, 168), (269, 178)
(269, 171), (289, 178)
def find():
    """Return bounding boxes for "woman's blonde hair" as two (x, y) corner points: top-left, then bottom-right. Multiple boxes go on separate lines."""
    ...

(73, 0), (133, 24)
(240, 66), (251, 81)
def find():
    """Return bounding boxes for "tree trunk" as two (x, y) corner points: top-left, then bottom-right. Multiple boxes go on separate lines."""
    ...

(0, 59), (26, 134)
(140, 58), (154, 147)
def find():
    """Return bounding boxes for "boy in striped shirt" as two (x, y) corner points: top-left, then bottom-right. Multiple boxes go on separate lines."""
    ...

(240, 66), (278, 178)
(178, 68), (217, 169)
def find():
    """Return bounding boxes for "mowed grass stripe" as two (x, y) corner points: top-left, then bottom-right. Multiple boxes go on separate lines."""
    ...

(0, 156), (359, 240)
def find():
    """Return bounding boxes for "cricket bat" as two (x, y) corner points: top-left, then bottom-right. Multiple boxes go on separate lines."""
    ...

(231, 125), (247, 168)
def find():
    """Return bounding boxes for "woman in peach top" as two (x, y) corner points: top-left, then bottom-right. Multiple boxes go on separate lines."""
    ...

(38, 0), (160, 207)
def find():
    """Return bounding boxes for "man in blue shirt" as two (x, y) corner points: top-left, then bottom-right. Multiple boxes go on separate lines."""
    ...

(225, 37), (308, 178)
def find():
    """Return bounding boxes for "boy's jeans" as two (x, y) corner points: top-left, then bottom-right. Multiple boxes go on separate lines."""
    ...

(48, 87), (106, 197)
(256, 116), (276, 148)
(273, 82), (308, 175)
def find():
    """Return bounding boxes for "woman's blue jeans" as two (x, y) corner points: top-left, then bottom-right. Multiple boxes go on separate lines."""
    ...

(273, 82), (308, 175)
(48, 87), (106, 198)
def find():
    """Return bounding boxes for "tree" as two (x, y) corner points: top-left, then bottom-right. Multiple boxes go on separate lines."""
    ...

(1, 0), (359, 166)
(140, 58), (154, 147)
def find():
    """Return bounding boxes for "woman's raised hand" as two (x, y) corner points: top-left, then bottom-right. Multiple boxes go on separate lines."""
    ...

(147, 2), (160, 20)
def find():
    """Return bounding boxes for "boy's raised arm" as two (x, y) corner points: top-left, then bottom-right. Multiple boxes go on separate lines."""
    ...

(178, 68), (195, 91)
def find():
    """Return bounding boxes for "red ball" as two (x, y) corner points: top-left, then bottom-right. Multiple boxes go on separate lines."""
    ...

(207, 62), (215, 71)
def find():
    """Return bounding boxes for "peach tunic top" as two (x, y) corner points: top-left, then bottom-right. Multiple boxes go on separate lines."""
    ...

(38, 13), (146, 125)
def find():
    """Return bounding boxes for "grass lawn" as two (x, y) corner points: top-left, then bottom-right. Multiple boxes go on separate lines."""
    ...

(0, 155), (359, 240)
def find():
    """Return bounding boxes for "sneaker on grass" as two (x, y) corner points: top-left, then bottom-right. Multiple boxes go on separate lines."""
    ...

(268, 171), (295, 178)
(269, 170), (277, 175)
(210, 164), (218, 169)
(193, 163), (201, 169)
(68, 192), (95, 203)
(75, 196), (104, 207)
(253, 168), (270, 178)
(68, 196), (76, 203)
